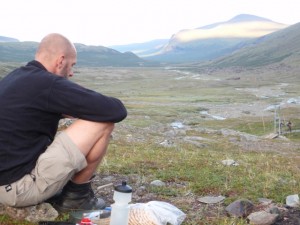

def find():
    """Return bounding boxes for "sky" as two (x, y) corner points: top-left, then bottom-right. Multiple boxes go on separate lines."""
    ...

(1, 0), (299, 46)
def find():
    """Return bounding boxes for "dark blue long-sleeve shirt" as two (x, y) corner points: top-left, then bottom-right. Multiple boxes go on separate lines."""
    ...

(0, 60), (127, 185)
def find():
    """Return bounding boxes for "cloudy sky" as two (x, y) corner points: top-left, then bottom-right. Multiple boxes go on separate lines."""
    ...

(1, 0), (299, 46)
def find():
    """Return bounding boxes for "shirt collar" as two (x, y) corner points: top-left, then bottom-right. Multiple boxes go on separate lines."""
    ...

(26, 60), (47, 71)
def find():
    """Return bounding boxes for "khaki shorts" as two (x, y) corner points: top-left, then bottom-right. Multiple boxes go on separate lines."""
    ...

(0, 131), (87, 207)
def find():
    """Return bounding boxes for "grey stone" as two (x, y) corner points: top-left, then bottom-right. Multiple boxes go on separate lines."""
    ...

(221, 159), (239, 166)
(25, 203), (59, 222)
(258, 198), (273, 205)
(225, 199), (254, 217)
(135, 186), (148, 196)
(159, 140), (175, 148)
(102, 175), (115, 183)
(5, 203), (58, 222)
(268, 206), (281, 215)
(171, 122), (184, 129)
(198, 195), (225, 204)
(150, 180), (166, 187)
(247, 211), (279, 225)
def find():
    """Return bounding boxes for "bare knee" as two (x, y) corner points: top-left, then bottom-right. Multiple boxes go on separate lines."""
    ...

(102, 122), (115, 135)
(64, 120), (115, 156)
(66, 119), (114, 137)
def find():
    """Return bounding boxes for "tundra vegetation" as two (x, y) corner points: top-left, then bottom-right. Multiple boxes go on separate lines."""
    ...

(0, 63), (300, 224)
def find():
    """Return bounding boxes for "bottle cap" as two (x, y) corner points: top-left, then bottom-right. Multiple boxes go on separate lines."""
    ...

(114, 181), (132, 193)
(80, 217), (93, 225)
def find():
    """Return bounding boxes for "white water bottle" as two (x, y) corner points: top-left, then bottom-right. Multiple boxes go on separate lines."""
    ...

(110, 181), (132, 225)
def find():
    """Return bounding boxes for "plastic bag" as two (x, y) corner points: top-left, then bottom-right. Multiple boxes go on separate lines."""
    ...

(286, 194), (300, 207)
(129, 201), (186, 225)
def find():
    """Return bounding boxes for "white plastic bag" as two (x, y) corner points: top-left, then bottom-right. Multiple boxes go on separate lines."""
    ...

(129, 201), (186, 225)
(286, 194), (300, 207)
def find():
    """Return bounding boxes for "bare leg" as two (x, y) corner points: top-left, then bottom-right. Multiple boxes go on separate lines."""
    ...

(64, 119), (114, 183)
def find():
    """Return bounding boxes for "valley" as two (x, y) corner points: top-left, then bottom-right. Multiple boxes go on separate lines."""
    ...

(0, 62), (300, 224)
(72, 64), (300, 224)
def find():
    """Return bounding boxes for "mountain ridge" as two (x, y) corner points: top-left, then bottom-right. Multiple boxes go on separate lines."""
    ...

(204, 21), (300, 68)
(198, 14), (274, 30)
(0, 41), (152, 67)
(0, 36), (19, 42)
(1, 14), (299, 68)
(142, 14), (287, 63)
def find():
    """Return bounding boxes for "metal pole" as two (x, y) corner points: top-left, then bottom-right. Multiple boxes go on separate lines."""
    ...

(274, 106), (277, 133)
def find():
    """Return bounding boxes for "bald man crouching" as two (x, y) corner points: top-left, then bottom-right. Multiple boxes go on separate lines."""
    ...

(0, 33), (127, 212)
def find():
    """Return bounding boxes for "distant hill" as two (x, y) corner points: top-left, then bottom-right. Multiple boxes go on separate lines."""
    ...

(75, 44), (148, 66)
(115, 14), (287, 64)
(0, 42), (37, 62)
(200, 22), (300, 68)
(0, 36), (19, 42)
(0, 42), (152, 67)
(0, 14), (295, 67)
(109, 39), (169, 57)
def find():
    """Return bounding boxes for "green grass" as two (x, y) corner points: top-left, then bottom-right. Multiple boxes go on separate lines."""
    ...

(101, 137), (300, 224)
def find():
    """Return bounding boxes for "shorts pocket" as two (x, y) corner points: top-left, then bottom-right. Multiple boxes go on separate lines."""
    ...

(35, 156), (74, 193)
(14, 174), (38, 207)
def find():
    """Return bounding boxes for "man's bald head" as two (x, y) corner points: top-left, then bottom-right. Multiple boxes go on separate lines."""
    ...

(35, 33), (77, 78)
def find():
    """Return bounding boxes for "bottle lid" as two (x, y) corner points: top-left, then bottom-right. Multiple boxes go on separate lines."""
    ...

(80, 217), (93, 225)
(114, 181), (132, 193)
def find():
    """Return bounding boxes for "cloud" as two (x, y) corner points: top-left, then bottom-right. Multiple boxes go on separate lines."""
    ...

(173, 21), (288, 42)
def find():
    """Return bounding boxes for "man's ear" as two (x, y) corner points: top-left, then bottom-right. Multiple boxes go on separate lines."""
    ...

(56, 55), (65, 69)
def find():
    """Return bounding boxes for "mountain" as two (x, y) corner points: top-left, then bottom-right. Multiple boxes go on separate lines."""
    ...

(109, 39), (169, 57)
(120, 14), (288, 64)
(75, 44), (148, 66)
(200, 21), (300, 68)
(0, 41), (151, 67)
(0, 36), (19, 42)
(0, 14), (294, 67)
(0, 42), (37, 62)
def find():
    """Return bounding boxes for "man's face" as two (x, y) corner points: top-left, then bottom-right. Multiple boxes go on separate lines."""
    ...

(57, 54), (77, 79)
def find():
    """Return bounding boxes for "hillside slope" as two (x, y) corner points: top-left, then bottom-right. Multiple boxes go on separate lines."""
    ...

(0, 42), (150, 67)
(75, 44), (147, 66)
(0, 36), (19, 42)
(206, 22), (300, 68)
(143, 14), (287, 63)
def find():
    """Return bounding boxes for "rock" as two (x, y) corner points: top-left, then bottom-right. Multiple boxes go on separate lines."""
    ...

(171, 122), (184, 129)
(264, 133), (279, 139)
(268, 206), (283, 220)
(58, 118), (74, 130)
(25, 203), (59, 222)
(4, 203), (58, 222)
(150, 180), (166, 187)
(247, 211), (279, 225)
(160, 140), (175, 147)
(221, 159), (239, 166)
(198, 195), (225, 204)
(135, 186), (148, 196)
(287, 98), (298, 104)
(5, 206), (27, 220)
(225, 199), (254, 217)
(101, 175), (115, 183)
(258, 198), (273, 205)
